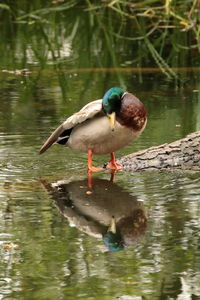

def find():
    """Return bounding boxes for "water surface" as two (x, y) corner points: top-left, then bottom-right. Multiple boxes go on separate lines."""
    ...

(0, 5), (200, 300)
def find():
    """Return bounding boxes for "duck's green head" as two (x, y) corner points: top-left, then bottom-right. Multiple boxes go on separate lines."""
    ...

(103, 216), (124, 252)
(102, 87), (125, 130)
(103, 231), (124, 252)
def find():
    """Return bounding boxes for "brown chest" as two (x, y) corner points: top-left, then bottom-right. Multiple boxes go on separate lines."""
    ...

(116, 93), (147, 131)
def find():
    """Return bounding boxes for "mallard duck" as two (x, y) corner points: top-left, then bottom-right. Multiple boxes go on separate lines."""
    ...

(41, 177), (147, 251)
(39, 87), (147, 171)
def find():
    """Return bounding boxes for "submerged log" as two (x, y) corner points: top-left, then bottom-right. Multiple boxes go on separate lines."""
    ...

(118, 131), (200, 171)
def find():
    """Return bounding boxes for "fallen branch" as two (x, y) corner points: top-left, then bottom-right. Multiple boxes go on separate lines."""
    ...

(118, 131), (200, 171)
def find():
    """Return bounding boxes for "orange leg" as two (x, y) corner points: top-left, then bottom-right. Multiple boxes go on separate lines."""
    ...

(87, 169), (116, 189)
(106, 152), (123, 171)
(87, 149), (103, 172)
(87, 170), (93, 189)
(109, 169), (117, 183)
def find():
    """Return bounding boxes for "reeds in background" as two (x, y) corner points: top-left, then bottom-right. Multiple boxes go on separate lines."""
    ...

(0, 0), (199, 82)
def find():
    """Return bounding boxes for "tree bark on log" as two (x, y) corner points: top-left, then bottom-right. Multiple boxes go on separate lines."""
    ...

(117, 131), (200, 171)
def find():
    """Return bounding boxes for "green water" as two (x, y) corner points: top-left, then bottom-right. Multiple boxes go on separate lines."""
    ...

(1, 4), (200, 300)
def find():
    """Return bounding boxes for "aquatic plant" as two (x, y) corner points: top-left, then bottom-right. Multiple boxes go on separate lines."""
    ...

(0, 0), (199, 81)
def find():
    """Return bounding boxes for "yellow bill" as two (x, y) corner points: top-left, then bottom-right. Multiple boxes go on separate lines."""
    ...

(107, 112), (116, 131)
(108, 216), (116, 234)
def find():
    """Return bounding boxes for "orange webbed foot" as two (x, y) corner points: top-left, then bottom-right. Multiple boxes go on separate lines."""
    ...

(106, 161), (123, 171)
(105, 152), (123, 171)
(88, 166), (104, 172)
(87, 149), (104, 173)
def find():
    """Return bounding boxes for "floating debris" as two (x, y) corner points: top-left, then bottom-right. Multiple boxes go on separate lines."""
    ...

(86, 190), (92, 195)
(2, 69), (31, 75)
(2, 243), (19, 251)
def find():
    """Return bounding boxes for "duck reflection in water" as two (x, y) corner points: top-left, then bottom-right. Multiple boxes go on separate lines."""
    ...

(41, 176), (147, 252)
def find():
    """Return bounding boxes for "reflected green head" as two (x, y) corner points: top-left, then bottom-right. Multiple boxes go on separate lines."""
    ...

(102, 87), (125, 114)
(103, 231), (124, 252)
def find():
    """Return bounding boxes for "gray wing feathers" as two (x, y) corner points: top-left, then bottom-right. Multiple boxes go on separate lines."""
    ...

(39, 99), (102, 154)
(62, 99), (102, 128)
(39, 124), (65, 154)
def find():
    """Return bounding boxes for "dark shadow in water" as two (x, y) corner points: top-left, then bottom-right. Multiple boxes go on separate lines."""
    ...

(41, 177), (147, 252)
